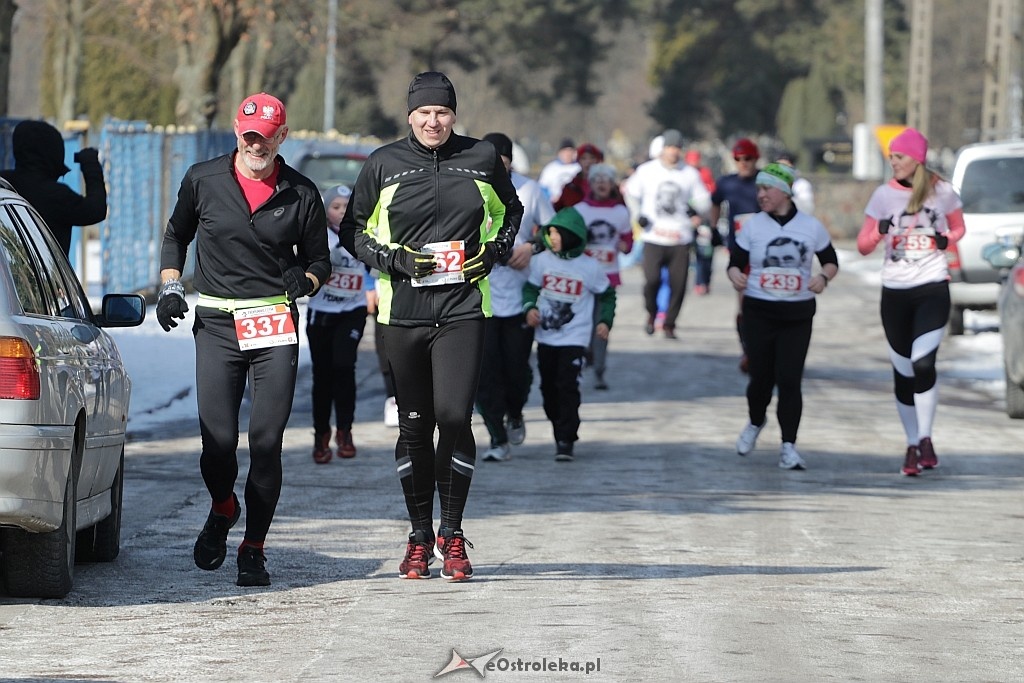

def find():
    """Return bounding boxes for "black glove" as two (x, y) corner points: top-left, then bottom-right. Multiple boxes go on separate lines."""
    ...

(638, 215), (651, 229)
(878, 218), (891, 235)
(463, 243), (497, 284)
(934, 233), (949, 250)
(73, 148), (99, 165)
(282, 265), (314, 301)
(390, 245), (437, 279)
(156, 280), (188, 332)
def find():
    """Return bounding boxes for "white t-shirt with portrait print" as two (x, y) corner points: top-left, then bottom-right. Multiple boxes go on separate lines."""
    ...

(625, 158), (711, 247)
(864, 179), (962, 289)
(737, 210), (832, 304)
(526, 250), (610, 348)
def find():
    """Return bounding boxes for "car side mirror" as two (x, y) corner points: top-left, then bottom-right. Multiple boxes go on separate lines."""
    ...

(98, 294), (146, 327)
(982, 241), (1020, 270)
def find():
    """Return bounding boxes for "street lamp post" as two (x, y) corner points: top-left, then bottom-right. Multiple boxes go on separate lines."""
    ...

(324, 0), (337, 132)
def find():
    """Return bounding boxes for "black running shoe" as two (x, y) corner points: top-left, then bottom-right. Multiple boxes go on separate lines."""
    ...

(555, 441), (574, 462)
(236, 545), (271, 587)
(193, 493), (241, 570)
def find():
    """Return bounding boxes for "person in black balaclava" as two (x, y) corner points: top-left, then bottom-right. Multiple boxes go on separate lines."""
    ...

(1, 120), (107, 256)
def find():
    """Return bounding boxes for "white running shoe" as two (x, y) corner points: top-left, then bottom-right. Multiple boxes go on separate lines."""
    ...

(384, 396), (399, 428)
(506, 416), (526, 446)
(482, 443), (511, 462)
(778, 442), (806, 470)
(735, 421), (765, 456)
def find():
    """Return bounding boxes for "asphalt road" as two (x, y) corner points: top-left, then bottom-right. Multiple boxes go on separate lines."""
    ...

(1, 248), (1021, 683)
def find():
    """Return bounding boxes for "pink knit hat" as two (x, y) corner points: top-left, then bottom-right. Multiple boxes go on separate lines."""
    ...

(889, 127), (928, 165)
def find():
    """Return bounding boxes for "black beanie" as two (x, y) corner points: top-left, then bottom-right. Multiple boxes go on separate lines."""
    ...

(483, 132), (513, 161)
(407, 72), (457, 114)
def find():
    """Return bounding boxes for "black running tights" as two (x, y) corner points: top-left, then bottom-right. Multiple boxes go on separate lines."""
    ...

(379, 319), (484, 533)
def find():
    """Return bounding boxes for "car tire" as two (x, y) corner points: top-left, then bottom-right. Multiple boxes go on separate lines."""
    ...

(948, 306), (966, 336)
(76, 449), (123, 563)
(2, 460), (77, 599)
(1005, 369), (1024, 419)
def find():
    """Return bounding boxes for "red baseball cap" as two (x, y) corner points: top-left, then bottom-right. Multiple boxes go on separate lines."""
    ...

(236, 93), (286, 138)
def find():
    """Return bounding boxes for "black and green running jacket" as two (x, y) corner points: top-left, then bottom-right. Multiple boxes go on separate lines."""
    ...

(339, 131), (524, 326)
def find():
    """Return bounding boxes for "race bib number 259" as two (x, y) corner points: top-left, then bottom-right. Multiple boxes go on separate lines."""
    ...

(233, 304), (297, 350)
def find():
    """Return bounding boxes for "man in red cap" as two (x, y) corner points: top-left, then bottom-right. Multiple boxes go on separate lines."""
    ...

(711, 137), (762, 372)
(157, 92), (330, 588)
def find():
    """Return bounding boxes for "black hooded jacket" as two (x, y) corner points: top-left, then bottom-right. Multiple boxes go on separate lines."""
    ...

(0, 120), (107, 256)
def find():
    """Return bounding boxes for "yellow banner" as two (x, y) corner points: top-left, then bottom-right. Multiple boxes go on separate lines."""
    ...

(874, 124), (908, 155)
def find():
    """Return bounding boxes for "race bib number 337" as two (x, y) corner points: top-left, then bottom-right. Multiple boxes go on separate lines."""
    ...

(233, 304), (298, 350)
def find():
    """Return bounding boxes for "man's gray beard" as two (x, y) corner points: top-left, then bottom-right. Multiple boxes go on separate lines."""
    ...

(243, 152), (274, 173)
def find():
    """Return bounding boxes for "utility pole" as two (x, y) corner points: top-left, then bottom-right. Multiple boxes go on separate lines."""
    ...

(906, 0), (933, 136)
(864, 0), (884, 129)
(324, 0), (338, 132)
(981, 0), (1022, 140)
(854, 0), (886, 180)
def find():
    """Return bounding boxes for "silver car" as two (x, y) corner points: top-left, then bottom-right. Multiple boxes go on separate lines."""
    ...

(983, 238), (1024, 418)
(0, 179), (145, 598)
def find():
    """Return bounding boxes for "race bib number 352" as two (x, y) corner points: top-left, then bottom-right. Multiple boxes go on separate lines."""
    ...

(233, 304), (297, 350)
(412, 240), (466, 288)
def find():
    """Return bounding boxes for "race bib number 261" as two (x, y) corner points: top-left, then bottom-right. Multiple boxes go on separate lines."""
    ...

(233, 304), (297, 350)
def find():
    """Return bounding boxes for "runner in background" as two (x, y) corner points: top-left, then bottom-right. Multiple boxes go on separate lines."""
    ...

(554, 143), (611, 210)
(685, 149), (720, 296)
(711, 138), (761, 372)
(625, 128), (711, 340)
(524, 207), (616, 462)
(576, 162), (632, 390)
(538, 138), (581, 204)
(475, 132), (554, 462)
(305, 184), (368, 464)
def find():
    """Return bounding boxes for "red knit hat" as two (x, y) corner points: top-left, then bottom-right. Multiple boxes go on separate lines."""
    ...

(576, 143), (604, 162)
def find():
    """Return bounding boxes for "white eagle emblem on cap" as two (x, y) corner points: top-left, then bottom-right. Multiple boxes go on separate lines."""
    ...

(242, 101), (257, 116)
(261, 105), (276, 120)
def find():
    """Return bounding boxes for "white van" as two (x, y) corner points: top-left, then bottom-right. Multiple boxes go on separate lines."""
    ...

(949, 140), (1024, 334)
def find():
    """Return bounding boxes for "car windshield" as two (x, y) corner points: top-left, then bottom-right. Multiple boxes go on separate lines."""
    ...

(959, 157), (1024, 213)
(296, 155), (366, 191)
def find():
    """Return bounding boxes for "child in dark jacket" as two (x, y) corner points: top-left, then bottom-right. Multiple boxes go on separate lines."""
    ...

(524, 207), (616, 461)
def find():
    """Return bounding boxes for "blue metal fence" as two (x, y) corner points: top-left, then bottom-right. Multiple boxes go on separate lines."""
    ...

(99, 122), (236, 295)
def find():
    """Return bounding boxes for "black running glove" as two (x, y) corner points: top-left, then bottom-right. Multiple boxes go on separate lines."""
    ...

(462, 243), (497, 284)
(156, 280), (188, 332)
(282, 265), (314, 302)
(934, 233), (948, 250)
(390, 246), (437, 279)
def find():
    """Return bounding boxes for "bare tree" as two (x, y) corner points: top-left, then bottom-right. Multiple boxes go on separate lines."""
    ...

(127, 0), (259, 128)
